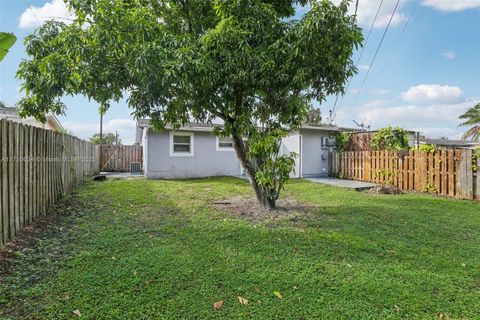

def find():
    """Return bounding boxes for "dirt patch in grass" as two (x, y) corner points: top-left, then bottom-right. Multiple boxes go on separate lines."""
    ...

(211, 195), (316, 222)
(367, 185), (403, 195)
(0, 193), (94, 319)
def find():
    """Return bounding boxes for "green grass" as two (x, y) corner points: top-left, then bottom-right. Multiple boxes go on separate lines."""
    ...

(1, 177), (479, 319)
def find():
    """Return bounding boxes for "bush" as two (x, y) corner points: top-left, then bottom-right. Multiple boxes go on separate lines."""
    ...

(370, 126), (409, 151)
(335, 131), (353, 152)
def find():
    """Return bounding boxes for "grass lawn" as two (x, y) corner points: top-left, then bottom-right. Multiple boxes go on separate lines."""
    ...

(1, 177), (479, 319)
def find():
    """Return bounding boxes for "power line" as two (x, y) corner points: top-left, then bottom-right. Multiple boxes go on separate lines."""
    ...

(355, 0), (384, 66)
(349, 0), (400, 110)
(331, 0), (384, 122)
(400, 0), (419, 38)
(330, 0), (362, 124)
(376, 0), (419, 80)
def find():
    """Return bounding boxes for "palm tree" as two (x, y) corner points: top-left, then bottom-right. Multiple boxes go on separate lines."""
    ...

(459, 103), (480, 141)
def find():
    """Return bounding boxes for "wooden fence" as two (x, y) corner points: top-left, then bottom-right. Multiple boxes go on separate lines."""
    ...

(0, 119), (99, 246)
(329, 150), (479, 200)
(99, 145), (143, 172)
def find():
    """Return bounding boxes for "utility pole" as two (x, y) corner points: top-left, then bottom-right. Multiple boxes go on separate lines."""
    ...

(99, 112), (103, 145)
(98, 112), (104, 173)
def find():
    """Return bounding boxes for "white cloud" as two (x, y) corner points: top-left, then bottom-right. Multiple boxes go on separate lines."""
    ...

(422, 0), (480, 12)
(349, 88), (364, 95)
(333, 0), (408, 28)
(411, 127), (463, 139)
(440, 50), (456, 60)
(370, 89), (390, 95)
(401, 84), (464, 104)
(63, 118), (136, 144)
(358, 64), (370, 71)
(358, 0), (409, 28)
(335, 98), (478, 139)
(19, 0), (75, 29)
(361, 99), (390, 108)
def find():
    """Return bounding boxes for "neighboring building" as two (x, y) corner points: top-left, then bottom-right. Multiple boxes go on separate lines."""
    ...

(136, 120), (339, 179)
(419, 138), (480, 150)
(0, 105), (64, 131)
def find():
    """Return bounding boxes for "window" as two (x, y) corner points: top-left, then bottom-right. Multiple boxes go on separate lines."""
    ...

(216, 136), (234, 151)
(170, 132), (194, 156)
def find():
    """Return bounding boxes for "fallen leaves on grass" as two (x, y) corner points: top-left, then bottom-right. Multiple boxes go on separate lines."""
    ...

(213, 300), (224, 310)
(238, 296), (249, 305)
(73, 309), (81, 317)
(273, 291), (283, 299)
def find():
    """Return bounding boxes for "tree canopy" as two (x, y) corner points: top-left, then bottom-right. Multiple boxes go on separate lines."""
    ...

(89, 132), (120, 145)
(17, 0), (363, 208)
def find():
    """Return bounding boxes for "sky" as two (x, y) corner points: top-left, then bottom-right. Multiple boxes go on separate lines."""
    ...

(0, 0), (479, 144)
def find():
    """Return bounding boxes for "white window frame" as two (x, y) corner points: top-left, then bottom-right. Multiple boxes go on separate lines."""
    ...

(216, 136), (235, 152)
(170, 131), (194, 157)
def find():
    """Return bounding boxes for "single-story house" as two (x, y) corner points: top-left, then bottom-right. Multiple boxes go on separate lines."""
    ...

(135, 120), (339, 179)
(0, 105), (64, 131)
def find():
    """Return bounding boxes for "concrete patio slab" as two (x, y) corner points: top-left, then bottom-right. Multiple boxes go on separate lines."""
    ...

(306, 177), (377, 191)
(99, 172), (144, 179)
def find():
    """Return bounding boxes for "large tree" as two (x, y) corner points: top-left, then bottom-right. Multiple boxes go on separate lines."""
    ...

(459, 103), (480, 141)
(17, 0), (362, 209)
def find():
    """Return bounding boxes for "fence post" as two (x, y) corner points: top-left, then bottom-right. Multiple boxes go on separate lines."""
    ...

(457, 149), (473, 200)
(476, 155), (479, 201)
(0, 120), (100, 246)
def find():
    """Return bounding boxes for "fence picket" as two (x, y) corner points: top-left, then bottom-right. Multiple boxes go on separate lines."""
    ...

(0, 120), (99, 246)
(331, 149), (475, 200)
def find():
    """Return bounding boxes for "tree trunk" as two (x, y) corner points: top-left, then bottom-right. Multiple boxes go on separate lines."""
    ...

(231, 133), (276, 210)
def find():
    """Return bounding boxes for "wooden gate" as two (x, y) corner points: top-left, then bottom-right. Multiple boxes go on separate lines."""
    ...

(100, 145), (143, 172)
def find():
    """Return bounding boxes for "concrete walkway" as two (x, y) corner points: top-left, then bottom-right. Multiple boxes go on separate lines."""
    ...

(306, 176), (377, 191)
(99, 172), (144, 179)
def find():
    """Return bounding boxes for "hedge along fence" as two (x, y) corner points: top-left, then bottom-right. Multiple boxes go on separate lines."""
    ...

(0, 119), (100, 246)
(329, 149), (480, 200)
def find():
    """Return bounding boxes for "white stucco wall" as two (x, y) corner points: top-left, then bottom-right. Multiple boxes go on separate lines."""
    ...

(143, 127), (338, 179)
(299, 129), (332, 177)
(144, 129), (241, 179)
(281, 132), (301, 178)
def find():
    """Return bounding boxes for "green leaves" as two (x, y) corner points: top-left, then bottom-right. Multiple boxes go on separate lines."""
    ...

(0, 32), (16, 62)
(17, 0), (362, 207)
(458, 103), (480, 141)
(248, 128), (297, 202)
(370, 126), (410, 151)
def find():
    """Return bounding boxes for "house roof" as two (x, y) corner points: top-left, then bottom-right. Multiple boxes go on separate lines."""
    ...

(420, 138), (480, 148)
(349, 129), (418, 134)
(137, 119), (341, 132)
(0, 106), (64, 131)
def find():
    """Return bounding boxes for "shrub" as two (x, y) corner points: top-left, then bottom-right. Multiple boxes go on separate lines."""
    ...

(370, 126), (409, 151)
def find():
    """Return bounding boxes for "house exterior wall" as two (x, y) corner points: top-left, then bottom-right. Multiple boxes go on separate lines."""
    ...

(281, 132), (301, 178)
(300, 129), (332, 177)
(144, 129), (241, 179)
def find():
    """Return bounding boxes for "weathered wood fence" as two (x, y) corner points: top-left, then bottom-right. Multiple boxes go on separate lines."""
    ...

(329, 150), (480, 200)
(99, 145), (142, 172)
(0, 119), (99, 246)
